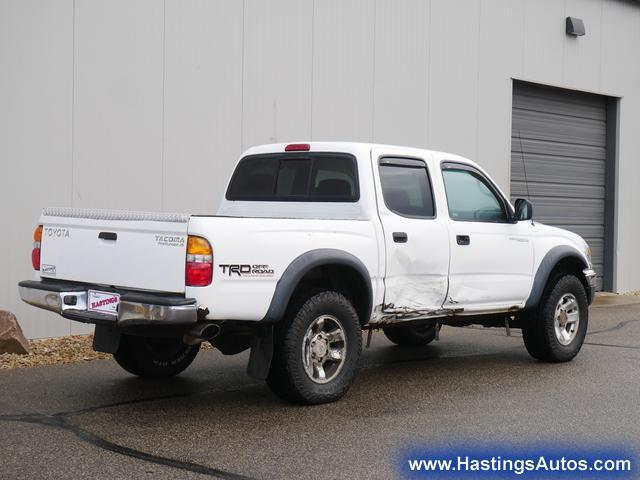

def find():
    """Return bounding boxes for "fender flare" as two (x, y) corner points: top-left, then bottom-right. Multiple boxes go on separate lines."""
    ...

(261, 248), (373, 324)
(248, 249), (373, 380)
(524, 245), (589, 310)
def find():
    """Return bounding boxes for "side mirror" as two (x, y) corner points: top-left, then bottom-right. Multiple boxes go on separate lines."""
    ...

(514, 198), (533, 221)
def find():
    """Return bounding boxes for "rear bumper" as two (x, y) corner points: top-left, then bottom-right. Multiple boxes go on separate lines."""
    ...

(18, 280), (198, 327)
(583, 268), (597, 305)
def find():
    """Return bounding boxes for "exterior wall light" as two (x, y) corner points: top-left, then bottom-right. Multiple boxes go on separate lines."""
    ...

(566, 17), (586, 36)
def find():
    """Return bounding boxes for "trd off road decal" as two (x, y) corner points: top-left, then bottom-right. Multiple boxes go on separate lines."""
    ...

(155, 235), (186, 247)
(219, 264), (275, 277)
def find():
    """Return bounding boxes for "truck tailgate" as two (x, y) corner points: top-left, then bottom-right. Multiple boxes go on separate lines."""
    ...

(38, 208), (189, 293)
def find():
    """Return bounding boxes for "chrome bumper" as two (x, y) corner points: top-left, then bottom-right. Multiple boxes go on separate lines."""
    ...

(583, 268), (597, 304)
(19, 281), (198, 327)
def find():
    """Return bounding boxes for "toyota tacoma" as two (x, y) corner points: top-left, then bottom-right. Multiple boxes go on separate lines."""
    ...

(19, 142), (596, 404)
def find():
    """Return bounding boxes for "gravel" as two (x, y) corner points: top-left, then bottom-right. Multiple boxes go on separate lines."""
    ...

(0, 334), (213, 370)
(0, 335), (110, 370)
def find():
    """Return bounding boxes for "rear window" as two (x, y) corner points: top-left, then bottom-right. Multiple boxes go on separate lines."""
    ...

(226, 153), (359, 202)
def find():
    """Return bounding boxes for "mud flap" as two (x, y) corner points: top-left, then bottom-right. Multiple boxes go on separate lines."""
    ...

(92, 324), (121, 353)
(246, 326), (274, 380)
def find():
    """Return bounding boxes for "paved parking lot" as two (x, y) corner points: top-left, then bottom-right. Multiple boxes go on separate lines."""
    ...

(1, 298), (639, 479)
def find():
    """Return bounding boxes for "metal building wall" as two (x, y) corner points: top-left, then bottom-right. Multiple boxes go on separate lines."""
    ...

(1, 0), (639, 338)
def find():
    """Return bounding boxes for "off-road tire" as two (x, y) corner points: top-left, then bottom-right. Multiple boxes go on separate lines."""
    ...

(383, 324), (437, 346)
(522, 274), (588, 362)
(113, 335), (200, 378)
(266, 290), (362, 404)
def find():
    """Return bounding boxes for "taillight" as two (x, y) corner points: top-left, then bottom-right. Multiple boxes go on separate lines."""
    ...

(186, 236), (213, 286)
(32, 225), (43, 270)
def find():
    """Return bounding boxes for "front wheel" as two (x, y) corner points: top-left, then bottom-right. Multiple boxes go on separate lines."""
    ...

(267, 291), (362, 404)
(113, 335), (200, 378)
(522, 274), (589, 362)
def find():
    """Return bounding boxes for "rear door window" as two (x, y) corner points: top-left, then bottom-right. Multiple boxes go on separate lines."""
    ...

(226, 153), (358, 202)
(379, 158), (435, 218)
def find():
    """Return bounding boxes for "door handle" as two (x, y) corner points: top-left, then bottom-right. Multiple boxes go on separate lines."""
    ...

(392, 232), (408, 243)
(456, 235), (470, 246)
(98, 232), (117, 241)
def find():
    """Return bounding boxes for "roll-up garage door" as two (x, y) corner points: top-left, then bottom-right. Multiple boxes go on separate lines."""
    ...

(510, 82), (608, 290)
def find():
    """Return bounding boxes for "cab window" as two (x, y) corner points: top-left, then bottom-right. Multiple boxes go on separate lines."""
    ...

(441, 165), (508, 222)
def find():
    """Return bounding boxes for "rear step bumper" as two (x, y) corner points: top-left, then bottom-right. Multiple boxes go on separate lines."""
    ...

(18, 280), (198, 327)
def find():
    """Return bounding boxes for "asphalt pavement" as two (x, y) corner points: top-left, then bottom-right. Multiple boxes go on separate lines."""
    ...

(1, 297), (639, 479)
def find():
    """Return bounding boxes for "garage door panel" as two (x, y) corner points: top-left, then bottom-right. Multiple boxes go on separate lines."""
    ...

(587, 240), (605, 264)
(512, 110), (605, 147)
(511, 82), (608, 290)
(530, 196), (604, 222)
(511, 154), (605, 186)
(511, 180), (604, 200)
(546, 224), (605, 241)
(513, 86), (606, 121)
(513, 138), (605, 161)
(511, 161), (605, 187)
(512, 103), (605, 124)
(512, 100), (605, 122)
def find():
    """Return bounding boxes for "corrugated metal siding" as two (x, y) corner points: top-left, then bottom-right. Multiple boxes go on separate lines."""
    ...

(511, 83), (607, 289)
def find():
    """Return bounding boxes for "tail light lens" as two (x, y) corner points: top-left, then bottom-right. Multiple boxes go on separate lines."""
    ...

(32, 225), (43, 270)
(186, 236), (213, 286)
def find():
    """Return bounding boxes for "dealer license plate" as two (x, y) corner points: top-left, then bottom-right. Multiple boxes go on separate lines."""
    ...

(87, 290), (120, 316)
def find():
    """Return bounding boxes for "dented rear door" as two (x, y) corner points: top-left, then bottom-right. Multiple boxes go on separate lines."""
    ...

(372, 150), (450, 317)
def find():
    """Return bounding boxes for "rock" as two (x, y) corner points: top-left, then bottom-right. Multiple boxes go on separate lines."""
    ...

(0, 311), (31, 355)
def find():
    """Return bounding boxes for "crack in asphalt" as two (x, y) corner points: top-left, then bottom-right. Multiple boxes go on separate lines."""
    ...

(583, 341), (640, 350)
(2, 375), (262, 420)
(586, 318), (640, 335)
(0, 411), (257, 480)
(61, 390), (205, 417)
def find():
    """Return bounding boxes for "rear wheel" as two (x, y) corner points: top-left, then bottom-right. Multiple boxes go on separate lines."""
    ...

(267, 290), (362, 404)
(383, 324), (437, 346)
(522, 274), (588, 362)
(113, 335), (200, 378)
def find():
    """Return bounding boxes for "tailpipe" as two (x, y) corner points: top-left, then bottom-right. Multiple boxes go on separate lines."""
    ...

(183, 322), (221, 346)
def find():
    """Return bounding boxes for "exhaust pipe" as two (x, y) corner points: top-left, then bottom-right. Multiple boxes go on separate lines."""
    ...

(183, 322), (221, 346)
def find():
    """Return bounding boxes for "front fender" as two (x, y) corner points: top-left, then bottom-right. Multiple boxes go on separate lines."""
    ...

(524, 245), (591, 310)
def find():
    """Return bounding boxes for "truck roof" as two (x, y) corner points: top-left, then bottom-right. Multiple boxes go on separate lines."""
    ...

(219, 141), (490, 221)
(241, 141), (480, 171)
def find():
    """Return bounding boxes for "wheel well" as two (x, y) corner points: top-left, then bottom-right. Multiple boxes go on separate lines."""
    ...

(547, 256), (591, 300)
(291, 264), (371, 325)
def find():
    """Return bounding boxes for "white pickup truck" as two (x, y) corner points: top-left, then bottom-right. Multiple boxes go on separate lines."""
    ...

(19, 142), (596, 404)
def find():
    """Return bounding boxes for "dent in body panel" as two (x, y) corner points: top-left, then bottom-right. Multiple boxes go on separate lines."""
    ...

(369, 305), (444, 324)
(383, 275), (448, 310)
(369, 271), (521, 324)
(369, 301), (522, 325)
(371, 275), (448, 324)
(370, 226), (449, 322)
(445, 280), (497, 307)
